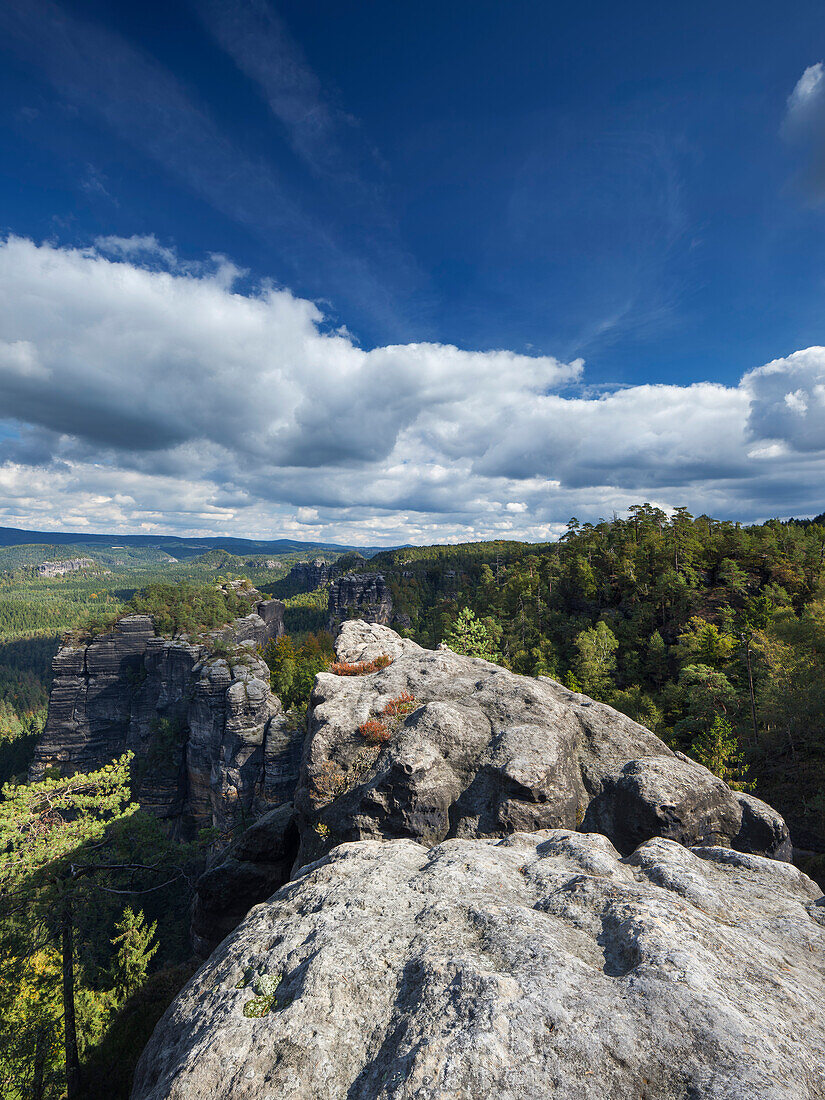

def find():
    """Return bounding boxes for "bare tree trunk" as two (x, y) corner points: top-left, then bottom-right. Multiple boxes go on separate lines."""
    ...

(31, 1025), (47, 1100)
(61, 898), (82, 1100)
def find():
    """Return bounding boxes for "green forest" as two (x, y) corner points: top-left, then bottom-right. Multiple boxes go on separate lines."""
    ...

(1, 509), (825, 1097)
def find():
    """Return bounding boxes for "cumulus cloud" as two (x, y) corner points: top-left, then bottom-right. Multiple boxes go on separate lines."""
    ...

(0, 235), (823, 544)
(743, 347), (825, 452)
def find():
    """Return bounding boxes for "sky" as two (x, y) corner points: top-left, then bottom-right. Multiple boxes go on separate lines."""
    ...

(1, 0), (825, 545)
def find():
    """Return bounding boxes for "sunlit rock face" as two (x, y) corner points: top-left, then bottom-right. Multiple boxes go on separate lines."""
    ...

(134, 622), (825, 1099)
(327, 573), (393, 628)
(189, 618), (792, 966)
(133, 831), (825, 1100)
(294, 621), (791, 870)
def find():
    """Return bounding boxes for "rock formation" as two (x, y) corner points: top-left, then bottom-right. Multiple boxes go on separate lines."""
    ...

(284, 558), (336, 590)
(37, 557), (95, 577)
(134, 621), (825, 1097)
(295, 621), (790, 868)
(190, 620), (791, 958)
(327, 573), (393, 628)
(31, 596), (296, 837)
(133, 831), (825, 1100)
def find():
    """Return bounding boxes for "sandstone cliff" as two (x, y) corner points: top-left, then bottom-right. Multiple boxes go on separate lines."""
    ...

(327, 572), (393, 628)
(31, 596), (298, 838)
(135, 832), (825, 1100)
(190, 620), (790, 956)
(284, 557), (336, 591)
(134, 621), (825, 1098)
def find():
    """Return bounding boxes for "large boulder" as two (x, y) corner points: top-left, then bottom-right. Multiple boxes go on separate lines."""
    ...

(132, 831), (825, 1100)
(292, 622), (791, 868)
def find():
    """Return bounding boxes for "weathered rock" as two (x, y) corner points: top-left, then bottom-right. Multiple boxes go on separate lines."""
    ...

(254, 598), (285, 642)
(284, 559), (336, 592)
(327, 573), (393, 628)
(31, 614), (155, 778)
(734, 790), (794, 861)
(581, 754), (743, 854)
(132, 831), (825, 1100)
(31, 600), (296, 837)
(293, 622), (791, 869)
(190, 803), (298, 958)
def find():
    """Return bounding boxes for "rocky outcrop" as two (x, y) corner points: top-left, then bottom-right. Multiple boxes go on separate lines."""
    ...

(37, 556), (95, 577)
(133, 831), (825, 1100)
(293, 621), (791, 869)
(31, 597), (295, 837)
(188, 620), (792, 961)
(284, 558), (336, 591)
(327, 573), (393, 628)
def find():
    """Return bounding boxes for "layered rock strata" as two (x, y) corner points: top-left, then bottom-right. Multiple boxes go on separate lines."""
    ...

(284, 558), (336, 590)
(134, 831), (825, 1100)
(31, 599), (296, 836)
(327, 573), (393, 628)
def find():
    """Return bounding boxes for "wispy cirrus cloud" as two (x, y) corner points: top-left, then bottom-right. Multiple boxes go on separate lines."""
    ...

(192, 0), (368, 183)
(782, 61), (825, 200)
(0, 0), (420, 333)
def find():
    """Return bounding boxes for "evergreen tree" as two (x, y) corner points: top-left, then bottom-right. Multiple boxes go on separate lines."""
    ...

(0, 754), (136, 1099)
(110, 908), (158, 1004)
(572, 621), (618, 697)
(442, 608), (500, 661)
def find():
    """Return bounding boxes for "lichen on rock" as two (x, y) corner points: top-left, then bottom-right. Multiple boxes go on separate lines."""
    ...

(133, 831), (825, 1100)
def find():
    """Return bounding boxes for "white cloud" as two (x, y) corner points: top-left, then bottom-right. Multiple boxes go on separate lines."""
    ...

(0, 235), (824, 544)
(788, 63), (825, 115)
(783, 62), (825, 199)
(743, 347), (825, 452)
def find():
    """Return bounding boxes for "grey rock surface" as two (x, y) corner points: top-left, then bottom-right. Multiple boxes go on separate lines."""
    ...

(327, 573), (393, 629)
(284, 558), (336, 592)
(31, 597), (295, 837)
(132, 830), (825, 1100)
(293, 622), (791, 868)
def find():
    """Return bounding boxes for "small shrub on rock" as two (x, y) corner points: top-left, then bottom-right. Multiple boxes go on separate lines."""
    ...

(312, 760), (348, 802)
(330, 655), (392, 676)
(358, 718), (390, 744)
(356, 692), (417, 747)
(381, 691), (416, 719)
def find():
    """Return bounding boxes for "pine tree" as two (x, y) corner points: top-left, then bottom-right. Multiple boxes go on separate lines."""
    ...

(442, 608), (499, 661)
(0, 754), (137, 1098)
(110, 907), (158, 1003)
(572, 621), (618, 698)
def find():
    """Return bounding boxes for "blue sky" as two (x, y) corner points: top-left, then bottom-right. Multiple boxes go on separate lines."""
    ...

(0, 0), (824, 543)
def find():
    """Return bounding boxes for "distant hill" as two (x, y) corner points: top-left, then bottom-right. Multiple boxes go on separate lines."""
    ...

(0, 525), (386, 558)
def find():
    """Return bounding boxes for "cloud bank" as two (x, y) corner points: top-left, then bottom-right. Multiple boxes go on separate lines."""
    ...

(0, 236), (822, 544)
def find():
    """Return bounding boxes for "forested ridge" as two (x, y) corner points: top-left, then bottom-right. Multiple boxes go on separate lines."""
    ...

(0, 545), (340, 763)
